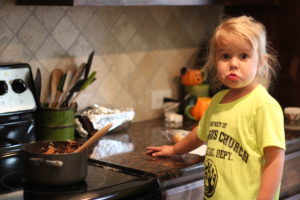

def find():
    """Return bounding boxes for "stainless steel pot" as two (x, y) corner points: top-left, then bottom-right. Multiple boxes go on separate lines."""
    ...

(23, 141), (87, 185)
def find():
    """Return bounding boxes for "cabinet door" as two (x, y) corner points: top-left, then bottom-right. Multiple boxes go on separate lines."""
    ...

(164, 179), (204, 200)
(280, 151), (300, 198)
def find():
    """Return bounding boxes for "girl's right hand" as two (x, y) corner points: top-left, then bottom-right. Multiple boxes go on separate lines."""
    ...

(146, 145), (176, 157)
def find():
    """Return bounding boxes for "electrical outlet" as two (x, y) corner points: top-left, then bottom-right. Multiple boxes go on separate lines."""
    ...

(151, 89), (172, 110)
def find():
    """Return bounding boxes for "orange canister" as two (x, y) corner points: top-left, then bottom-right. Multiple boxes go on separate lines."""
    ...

(185, 97), (211, 120)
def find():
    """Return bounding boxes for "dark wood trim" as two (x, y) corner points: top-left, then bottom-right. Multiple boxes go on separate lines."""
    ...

(16, 0), (73, 6)
(16, 0), (222, 6)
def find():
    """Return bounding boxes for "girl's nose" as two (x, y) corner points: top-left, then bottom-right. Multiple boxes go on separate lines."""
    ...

(229, 57), (238, 70)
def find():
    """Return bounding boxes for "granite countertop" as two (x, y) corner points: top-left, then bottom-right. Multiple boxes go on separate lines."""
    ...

(88, 119), (204, 182)
(87, 118), (300, 182)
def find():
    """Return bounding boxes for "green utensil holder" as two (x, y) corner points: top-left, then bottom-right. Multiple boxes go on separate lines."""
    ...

(36, 107), (75, 141)
(184, 84), (210, 97)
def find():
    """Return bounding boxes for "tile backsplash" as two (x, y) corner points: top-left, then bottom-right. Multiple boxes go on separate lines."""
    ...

(0, 0), (223, 122)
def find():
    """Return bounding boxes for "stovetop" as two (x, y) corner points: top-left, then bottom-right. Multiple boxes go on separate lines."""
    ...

(0, 152), (161, 200)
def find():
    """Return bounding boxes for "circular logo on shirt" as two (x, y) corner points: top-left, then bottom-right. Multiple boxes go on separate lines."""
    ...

(204, 159), (218, 198)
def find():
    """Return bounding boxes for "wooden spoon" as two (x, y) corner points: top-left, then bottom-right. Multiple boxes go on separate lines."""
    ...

(75, 123), (113, 153)
(49, 69), (63, 108)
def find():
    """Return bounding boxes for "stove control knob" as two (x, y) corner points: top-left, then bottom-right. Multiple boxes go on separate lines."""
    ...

(12, 79), (27, 94)
(0, 80), (8, 95)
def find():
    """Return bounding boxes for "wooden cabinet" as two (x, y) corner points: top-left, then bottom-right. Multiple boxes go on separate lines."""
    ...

(224, 0), (300, 109)
(17, 0), (279, 6)
(223, 0), (278, 6)
(17, 0), (72, 5)
(16, 0), (222, 6)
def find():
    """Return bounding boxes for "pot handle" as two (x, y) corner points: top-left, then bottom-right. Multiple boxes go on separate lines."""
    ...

(28, 157), (63, 167)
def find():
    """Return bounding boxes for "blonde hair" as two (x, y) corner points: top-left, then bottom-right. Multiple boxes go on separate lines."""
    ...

(204, 15), (278, 91)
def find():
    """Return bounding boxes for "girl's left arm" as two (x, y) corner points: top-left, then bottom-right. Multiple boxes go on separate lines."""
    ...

(257, 146), (285, 200)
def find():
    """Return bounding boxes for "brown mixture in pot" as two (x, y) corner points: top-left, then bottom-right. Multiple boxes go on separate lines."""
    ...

(39, 141), (80, 154)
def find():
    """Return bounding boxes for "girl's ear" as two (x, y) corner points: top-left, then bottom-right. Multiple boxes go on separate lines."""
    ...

(259, 54), (268, 68)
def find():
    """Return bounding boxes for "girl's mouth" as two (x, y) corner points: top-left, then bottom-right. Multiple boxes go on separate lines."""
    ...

(227, 73), (239, 80)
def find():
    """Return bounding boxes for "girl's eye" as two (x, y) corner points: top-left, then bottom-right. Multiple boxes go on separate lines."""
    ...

(240, 53), (248, 59)
(222, 54), (230, 59)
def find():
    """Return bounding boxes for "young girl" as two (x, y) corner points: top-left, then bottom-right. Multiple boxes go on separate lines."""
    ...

(147, 16), (285, 200)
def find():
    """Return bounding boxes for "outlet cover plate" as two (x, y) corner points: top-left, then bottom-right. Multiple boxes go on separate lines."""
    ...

(151, 89), (172, 110)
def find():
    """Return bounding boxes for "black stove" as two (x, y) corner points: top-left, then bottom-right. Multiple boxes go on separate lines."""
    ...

(0, 153), (161, 200)
(0, 63), (161, 200)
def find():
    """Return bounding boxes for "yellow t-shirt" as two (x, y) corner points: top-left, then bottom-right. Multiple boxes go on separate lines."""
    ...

(198, 84), (286, 200)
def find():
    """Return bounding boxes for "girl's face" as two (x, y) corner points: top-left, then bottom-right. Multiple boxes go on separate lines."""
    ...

(215, 37), (260, 91)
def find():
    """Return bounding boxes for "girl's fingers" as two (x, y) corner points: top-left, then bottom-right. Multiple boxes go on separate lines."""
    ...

(147, 145), (174, 157)
(146, 146), (163, 157)
(146, 146), (161, 151)
(152, 152), (163, 157)
(146, 146), (159, 154)
(146, 149), (154, 154)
